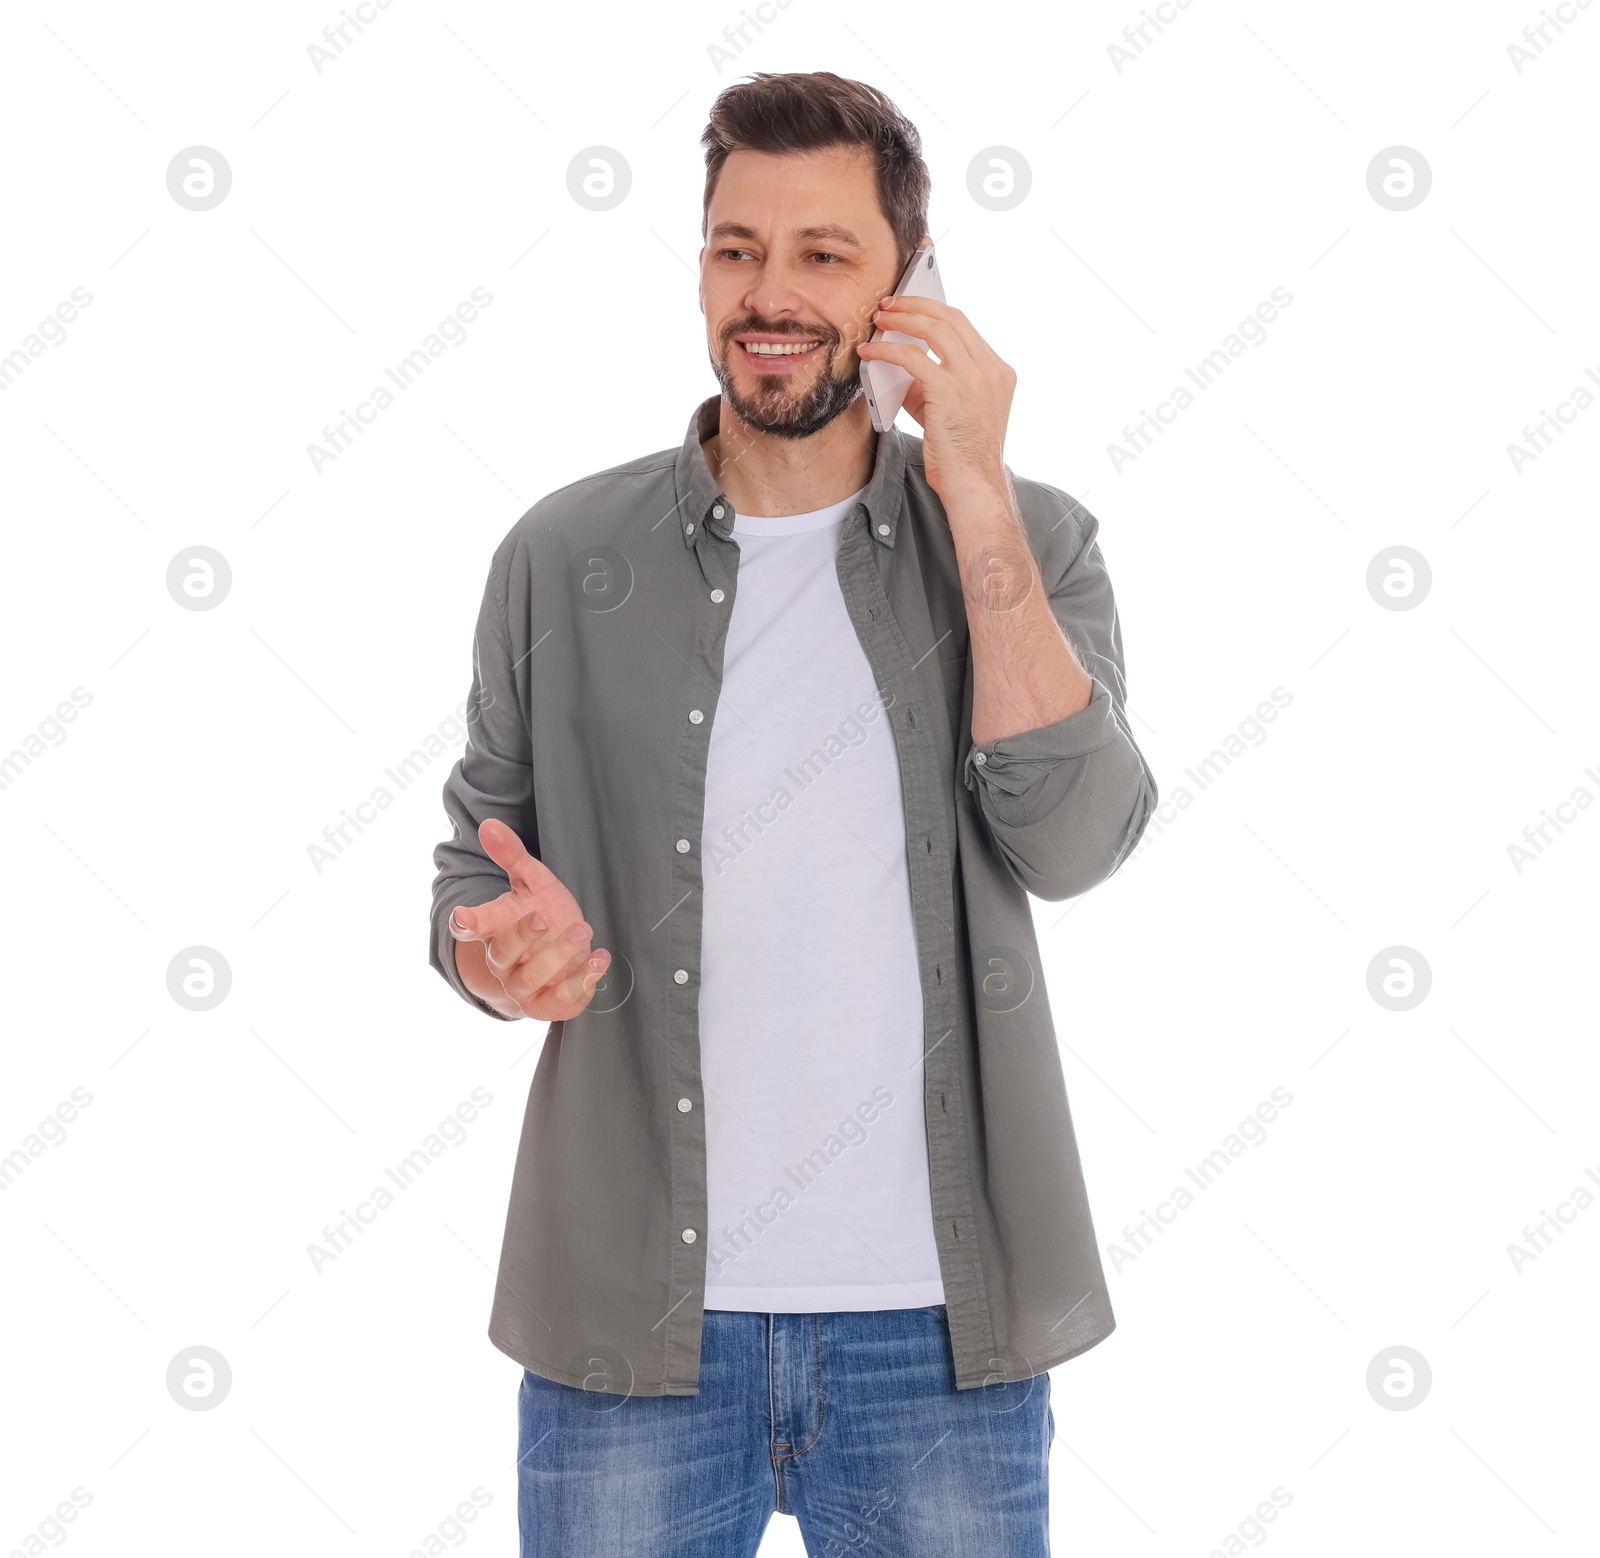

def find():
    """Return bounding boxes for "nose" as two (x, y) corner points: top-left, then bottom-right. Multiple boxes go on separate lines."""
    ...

(738, 255), (813, 329)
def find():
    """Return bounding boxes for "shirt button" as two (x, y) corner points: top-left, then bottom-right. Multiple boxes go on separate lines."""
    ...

(682, 1227), (697, 1243)
(712, 504), (725, 519)
(673, 969), (689, 984)
(710, 588), (725, 603)
(974, 751), (988, 766)
(677, 1097), (693, 1112)
(877, 524), (890, 536)
(685, 522), (695, 535)
(675, 838), (690, 853)
(689, 708), (704, 724)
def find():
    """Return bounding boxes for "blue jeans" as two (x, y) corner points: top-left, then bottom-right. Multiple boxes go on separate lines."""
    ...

(516, 1305), (1053, 1556)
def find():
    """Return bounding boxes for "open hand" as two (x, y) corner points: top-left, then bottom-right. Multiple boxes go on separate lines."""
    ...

(448, 818), (611, 1021)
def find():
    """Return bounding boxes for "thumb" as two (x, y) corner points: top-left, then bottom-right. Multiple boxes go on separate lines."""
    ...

(472, 817), (584, 936)
(477, 817), (546, 895)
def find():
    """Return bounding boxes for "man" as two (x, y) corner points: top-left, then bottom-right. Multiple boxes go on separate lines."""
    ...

(430, 70), (1156, 1558)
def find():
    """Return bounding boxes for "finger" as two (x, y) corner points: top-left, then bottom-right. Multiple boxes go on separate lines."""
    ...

(546, 944), (610, 1007)
(449, 891), (529, 943)
(555, 950), (612, 1016)
(482, 905), (556, 977)
(555, 967), (608, 1019)
(876, 294), (977, 346)
(497, 917), (593, 991)
(857, 338), (943, 383)
(871, 299), (978, 373)
(876, 291), (958, 320)
(508, 937), (608, 1011)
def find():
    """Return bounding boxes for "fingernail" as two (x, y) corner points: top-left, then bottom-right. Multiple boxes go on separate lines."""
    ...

(528, 919), (547, 934)
(569, 922), (591, 943)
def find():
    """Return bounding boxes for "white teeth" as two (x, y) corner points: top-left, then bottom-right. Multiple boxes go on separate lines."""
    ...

(742, 340), (819, 356)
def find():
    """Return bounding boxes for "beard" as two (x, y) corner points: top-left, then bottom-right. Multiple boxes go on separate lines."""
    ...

(710, 325), (863, 441)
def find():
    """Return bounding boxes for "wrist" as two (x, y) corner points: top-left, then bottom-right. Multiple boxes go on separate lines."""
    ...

(934, 459), (1009, 506)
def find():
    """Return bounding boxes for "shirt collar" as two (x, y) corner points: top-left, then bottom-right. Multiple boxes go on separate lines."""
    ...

(674, 393), (909, 549)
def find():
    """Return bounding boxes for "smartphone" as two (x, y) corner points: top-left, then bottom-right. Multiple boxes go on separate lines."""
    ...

(859, 240), (945, 433)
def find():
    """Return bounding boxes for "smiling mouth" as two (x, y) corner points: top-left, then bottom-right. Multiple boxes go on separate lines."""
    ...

(735, 338), (824, 361)
(741, 340), (820, 356)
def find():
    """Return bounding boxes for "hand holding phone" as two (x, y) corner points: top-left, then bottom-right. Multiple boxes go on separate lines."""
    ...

(859, 240), (946, 433)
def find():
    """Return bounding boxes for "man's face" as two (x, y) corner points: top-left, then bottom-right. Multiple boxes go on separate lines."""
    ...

(699, 145), (907, 441)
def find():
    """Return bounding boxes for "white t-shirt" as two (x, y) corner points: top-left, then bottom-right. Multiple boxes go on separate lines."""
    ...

(698, 485), (946, 1312)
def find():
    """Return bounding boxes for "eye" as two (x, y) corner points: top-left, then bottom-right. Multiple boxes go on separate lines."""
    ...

(810, 252), (843, 265)
(716, 248), (753, 261)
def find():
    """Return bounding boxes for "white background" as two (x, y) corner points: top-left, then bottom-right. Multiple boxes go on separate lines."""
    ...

(2, 0), (1596, 1553)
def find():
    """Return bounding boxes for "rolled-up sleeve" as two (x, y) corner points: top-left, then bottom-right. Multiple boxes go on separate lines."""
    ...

(961, 493), (1157, 902)
(428, 539), (538, 1020)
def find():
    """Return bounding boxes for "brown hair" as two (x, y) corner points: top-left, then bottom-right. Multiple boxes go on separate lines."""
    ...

(700, 71), (930, 276)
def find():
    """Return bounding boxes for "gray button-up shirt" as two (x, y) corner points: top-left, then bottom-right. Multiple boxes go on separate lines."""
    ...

(429, 393), (1157, 1394)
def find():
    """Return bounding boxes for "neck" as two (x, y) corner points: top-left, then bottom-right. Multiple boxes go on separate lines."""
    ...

(702, 396), (877, 518)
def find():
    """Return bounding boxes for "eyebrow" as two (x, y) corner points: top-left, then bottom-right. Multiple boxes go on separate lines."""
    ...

(709, 222), (866, 251)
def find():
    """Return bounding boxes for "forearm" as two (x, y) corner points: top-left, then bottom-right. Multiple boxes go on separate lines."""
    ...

(943, 472), (1094, 746)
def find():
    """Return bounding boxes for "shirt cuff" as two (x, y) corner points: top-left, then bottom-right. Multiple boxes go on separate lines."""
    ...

(962, 677), (1120, 817)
